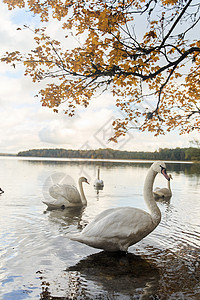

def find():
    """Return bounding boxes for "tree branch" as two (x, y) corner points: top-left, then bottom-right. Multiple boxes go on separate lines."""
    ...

(159, 0), (193, 48)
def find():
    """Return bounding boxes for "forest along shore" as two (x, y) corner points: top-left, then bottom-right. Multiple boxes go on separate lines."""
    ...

(15, 147), (200, 162)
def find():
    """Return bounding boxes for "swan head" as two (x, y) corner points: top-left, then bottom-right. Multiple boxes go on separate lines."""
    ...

(152, 161), (170, 181)
(79, 177), (90, 184)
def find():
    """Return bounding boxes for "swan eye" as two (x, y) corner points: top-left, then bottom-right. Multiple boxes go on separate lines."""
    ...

(160, 165), (165, 173)
(85, 178), (89, 184)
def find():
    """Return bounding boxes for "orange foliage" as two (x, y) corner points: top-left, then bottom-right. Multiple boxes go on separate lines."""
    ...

(1, 0), (200, 140)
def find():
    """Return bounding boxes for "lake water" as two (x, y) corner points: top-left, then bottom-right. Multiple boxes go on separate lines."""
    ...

(0, 156), (199, 299)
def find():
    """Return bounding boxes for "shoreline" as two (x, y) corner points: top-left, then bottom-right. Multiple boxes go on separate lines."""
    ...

(0, 155), (194, 164)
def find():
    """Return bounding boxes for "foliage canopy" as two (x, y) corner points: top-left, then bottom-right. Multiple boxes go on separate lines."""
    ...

(2, 0), (200, 140)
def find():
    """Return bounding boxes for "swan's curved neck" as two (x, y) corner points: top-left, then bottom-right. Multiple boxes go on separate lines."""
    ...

(168, 180), (171, 191)
(143, 167), (161, 225)
(78, 179), (87, 205)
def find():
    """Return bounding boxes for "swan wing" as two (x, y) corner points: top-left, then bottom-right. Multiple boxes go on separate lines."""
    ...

(87, 208), (121, 224)
(49, 184), (81, 203)
(153, 187), (171, 197)
(42, 196), (68, 209)
(49, 184), (64, 199)
(82, 207), (154, 240)
(154, 187), (160, 192)
(61, 184), (81, 203)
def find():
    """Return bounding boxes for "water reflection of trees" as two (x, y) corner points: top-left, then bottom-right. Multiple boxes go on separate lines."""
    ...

(167, 162), (200, 176)
(19, 158), (199, 174)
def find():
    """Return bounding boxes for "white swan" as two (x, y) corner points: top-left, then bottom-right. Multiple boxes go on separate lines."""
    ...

(94, 167), (104, 189)
(67, 161), (170, 252)
(42, 177), (89, 209)
(153, 174), (172, 199)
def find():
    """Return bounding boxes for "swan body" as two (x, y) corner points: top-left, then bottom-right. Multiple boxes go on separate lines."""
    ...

(42, 177), (89, 209)
(67, 161), (170, 252)
(153, 174), (172, 198)
(94, 167), (104, 188)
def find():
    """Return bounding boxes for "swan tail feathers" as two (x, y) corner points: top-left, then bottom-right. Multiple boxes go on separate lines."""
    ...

(66, 232), (83, 242)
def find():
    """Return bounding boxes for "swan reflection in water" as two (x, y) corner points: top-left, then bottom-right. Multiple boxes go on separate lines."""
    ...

(66, 251), (160, 299)
(94, 184), (104, 197)
(44, 206), (85, 229)
(156, 194), (172, 204)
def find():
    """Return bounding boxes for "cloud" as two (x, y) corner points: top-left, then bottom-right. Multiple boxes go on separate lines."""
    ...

(37, 105), (115, 149)
(0, 4), (37, 54)
(39, 120), (75, 145)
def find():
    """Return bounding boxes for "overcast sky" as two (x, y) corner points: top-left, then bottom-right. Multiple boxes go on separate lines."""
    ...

(0, 2), (198, 154)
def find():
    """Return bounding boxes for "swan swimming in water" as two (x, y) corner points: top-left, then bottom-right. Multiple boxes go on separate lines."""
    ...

(153, 174), (172, 199)
(94, 167), (104, 189)
(67, 161), (170, 252)
(42, 177), (89, 209)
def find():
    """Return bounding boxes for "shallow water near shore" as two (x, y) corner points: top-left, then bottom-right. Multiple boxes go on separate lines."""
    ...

(0, 157), (199, 299)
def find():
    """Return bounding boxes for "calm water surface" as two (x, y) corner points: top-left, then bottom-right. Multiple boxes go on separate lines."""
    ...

(0, 157), (199, 299)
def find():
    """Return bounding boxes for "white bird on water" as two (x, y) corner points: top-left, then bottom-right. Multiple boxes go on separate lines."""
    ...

(42, 177), (89, 209)
(153, 174), (173, 198)
(67, 161), (170, 252)
(94, 167), (104, 189)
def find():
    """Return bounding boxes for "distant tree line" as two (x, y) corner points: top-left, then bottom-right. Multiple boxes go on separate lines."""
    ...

(17, 147), (200, 161)
(0, 153), (15, 156)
